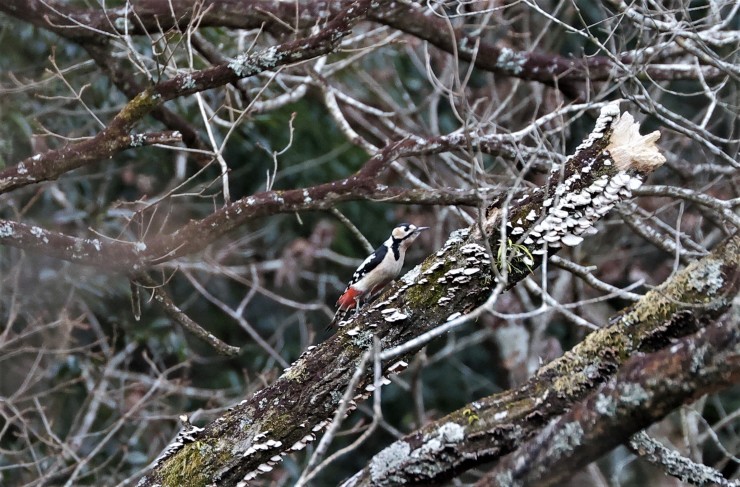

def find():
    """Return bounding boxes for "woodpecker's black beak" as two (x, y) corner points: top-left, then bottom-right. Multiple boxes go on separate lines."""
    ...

(415, 226), (429, 233)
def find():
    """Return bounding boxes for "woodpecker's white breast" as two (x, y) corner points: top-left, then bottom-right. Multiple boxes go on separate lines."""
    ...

(350, 239), (404, 293)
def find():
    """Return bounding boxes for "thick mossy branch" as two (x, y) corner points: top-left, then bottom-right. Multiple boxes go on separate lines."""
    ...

(478, 319), (740, 487)
(344, 234), (739, 486)
(139, 104), (669, 487)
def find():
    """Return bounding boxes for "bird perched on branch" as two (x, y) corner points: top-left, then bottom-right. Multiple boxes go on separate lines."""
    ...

(328, 223), (428, 328)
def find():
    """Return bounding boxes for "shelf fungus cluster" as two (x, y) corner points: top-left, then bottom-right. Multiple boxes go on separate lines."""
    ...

(225, 347), (411, 485)
(237, 428), (307, 484)
(149, 415), (205, 469)
(412, 103), (665, 321)
(511, 169), (645, 255)
(490, 102), (665, 264)
(232, 418), (334, 484)
(431, 242), (492, 308)
(233, 358), (407, 486)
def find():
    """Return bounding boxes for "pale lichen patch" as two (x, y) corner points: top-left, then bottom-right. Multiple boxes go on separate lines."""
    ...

(594, 393), (618, 416)
(618, 383), (649, 405)
(550, 421), (584, 458)
(369, 440), (412, 482)
(0, 222), (15, 238)
(688, 259), (724, 295)
(496, 47), (527, 74)
(30, 226), (48, 243)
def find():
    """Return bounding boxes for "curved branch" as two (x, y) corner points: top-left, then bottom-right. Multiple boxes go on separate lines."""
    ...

(135, 273), (241, 356)
(2, 111), (543, 270)
(83, 43), (209, 154)
(0, 184), (491, 271)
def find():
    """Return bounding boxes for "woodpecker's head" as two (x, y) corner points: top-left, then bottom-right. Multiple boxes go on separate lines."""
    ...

(391, 223), (428, 249)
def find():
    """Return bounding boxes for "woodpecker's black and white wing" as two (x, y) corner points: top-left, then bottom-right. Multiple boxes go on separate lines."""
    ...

(348, 243), (388, 288)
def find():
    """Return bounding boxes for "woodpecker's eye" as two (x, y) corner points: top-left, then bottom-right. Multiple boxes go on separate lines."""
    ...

(392, 223), (416, 240)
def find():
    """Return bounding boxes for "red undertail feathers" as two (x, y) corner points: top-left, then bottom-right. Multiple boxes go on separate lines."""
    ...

(336, 286), (362, 311)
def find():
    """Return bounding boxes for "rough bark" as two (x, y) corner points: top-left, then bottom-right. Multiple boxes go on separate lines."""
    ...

(341, 233), (740, 486)
(477, 318), (740, 487)
(626, 431), (740, 487)
(135, 103), (669, 486)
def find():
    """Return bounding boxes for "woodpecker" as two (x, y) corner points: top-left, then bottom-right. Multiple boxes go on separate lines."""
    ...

(329, 223), (428, 328)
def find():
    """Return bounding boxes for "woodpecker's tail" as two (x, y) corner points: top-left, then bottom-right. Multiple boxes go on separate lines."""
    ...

(326, 309), (349, 331)
(328, 287), (363, 331)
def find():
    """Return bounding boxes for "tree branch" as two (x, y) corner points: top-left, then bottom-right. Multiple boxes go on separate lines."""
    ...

(477, 319), (740, 487)
(0, 0), (371, 194)
(3, 0), (722, 88)
(627, 431), (740, 487)
(134, 273), (241, 356)
(0, 184), (491, 271)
